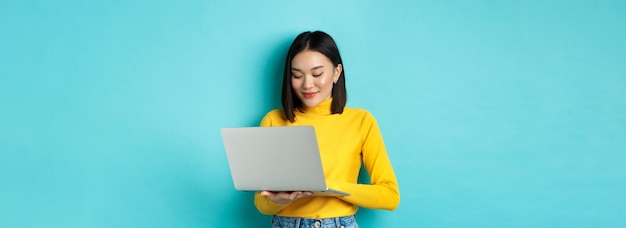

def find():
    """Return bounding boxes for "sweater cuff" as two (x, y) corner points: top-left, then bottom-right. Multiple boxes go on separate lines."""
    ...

(266, 198), (290, 211)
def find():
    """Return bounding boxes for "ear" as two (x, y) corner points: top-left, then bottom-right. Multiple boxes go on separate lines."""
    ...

(333, 64), (343, 83)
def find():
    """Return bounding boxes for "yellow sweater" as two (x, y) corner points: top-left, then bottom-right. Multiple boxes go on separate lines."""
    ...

(254, 98), (400, 218)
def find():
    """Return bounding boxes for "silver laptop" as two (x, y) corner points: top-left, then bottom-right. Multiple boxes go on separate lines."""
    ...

(221, 126), (350, 196)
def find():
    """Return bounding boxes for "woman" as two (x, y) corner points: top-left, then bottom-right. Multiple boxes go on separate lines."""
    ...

(255, 31), (400, 228)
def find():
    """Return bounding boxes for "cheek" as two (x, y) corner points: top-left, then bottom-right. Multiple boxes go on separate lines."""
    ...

(291, 79), (300, 91)
(318, 76), (332, 88)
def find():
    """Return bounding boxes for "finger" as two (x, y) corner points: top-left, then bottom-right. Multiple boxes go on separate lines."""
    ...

(295, 191), (313, 200)
(289, 191), (302, 200)
(298, 191), (313, 198)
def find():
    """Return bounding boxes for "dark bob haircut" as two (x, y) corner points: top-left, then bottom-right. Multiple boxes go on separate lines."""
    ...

(281, 31), (347, 122)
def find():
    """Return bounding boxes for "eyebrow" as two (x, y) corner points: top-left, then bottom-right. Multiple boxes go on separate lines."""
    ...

(291, 65), (325, 72)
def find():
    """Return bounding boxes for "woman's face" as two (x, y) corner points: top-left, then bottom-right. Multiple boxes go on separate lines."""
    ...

(290, 50), (342, 108)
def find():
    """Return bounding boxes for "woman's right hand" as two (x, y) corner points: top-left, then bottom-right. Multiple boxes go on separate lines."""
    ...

(260, 191), (313, 205)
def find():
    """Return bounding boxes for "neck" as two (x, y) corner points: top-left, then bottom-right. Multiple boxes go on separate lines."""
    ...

(299, 98), (333, 115)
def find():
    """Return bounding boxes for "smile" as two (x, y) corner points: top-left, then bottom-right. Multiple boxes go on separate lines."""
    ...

(303, 92), (317, 98)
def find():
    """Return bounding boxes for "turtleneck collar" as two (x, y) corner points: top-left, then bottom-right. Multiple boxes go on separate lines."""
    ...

(298, 98), (333, 116)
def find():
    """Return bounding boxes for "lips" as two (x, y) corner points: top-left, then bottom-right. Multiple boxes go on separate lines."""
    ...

(303, 92), (317, 99)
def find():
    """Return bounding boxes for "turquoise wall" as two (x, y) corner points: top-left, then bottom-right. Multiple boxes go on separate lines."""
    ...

(1, 0), (625, 227)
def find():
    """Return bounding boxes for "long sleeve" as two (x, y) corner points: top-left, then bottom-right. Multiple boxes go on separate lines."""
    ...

(252, 102), (400, 218)
(328, 113), (400, 210)
(254, 192), (290, 215)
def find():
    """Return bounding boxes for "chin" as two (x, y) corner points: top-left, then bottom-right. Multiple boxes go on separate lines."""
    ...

(303, 101), (321, 108)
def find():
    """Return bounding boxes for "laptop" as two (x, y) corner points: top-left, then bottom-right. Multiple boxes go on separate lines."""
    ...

(220, 126), (350, 196)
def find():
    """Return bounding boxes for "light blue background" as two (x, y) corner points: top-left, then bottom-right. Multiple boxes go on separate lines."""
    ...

(1, 0), (625, 227)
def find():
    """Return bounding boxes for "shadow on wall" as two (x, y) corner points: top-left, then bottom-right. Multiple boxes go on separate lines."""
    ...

(247, 35), (293, 127)
(355, 163), (379, 224)
(232, 35), (294, 225)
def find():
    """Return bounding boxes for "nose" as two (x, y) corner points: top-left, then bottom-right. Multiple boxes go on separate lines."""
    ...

(302, 75), (314, 89)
